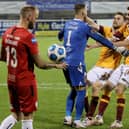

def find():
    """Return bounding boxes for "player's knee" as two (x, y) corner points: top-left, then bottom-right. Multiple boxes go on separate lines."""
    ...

(12, 112), (21, 121)
(103, 89), (112, 97)
(92, 85), (98, 93)
(104, 81), (114, 91)
(92, 82), (101, 91)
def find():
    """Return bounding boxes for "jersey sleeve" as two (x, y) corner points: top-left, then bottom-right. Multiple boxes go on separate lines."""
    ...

(86, 25), (115, 49)
(113, 31), (125, 41)
(26, 34), (39, 55)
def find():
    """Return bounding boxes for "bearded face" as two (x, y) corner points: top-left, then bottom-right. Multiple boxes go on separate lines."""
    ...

(28, 21), (34, 29)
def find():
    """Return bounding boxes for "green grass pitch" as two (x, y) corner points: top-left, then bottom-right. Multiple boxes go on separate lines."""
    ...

(0, 36), (129, 129)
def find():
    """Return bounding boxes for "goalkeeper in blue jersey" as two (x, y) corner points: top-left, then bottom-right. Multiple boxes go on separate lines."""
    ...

(58, 4), (129, 128)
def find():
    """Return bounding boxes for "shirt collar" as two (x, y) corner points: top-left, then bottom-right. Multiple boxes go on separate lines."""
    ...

(73, 18), (83, 21)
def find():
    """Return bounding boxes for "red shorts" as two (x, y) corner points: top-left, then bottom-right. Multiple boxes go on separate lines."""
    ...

(8, 79), (38, 113)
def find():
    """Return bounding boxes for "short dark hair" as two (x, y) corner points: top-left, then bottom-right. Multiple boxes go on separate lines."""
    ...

(114, 12), (126, 20)
(127, 6), (129, 10)
(74, 4), (85, 14)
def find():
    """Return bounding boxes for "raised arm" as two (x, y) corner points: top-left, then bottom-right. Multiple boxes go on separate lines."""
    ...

(86, 25), (129, 56)
(85, 16), (100, 31)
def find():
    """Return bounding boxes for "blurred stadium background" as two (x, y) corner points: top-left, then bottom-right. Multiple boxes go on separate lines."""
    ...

(0, 0), (129, 36)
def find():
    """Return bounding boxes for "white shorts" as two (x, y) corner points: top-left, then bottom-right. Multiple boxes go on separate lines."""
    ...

(87, 66), (113, 85)
(108, 64), (129, 88)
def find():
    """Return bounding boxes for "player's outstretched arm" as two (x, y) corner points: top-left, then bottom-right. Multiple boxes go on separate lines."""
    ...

(87, 25), (129, 56)
(113, 38), (129, 47)
(32, 53), (67, 70)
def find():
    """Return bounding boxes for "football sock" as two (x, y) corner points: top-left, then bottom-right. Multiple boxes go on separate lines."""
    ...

(75, 89), (85, 120)
(98, 94), (110, 116)
(66, 89), (77, 116)
(0, 115), (17, 129)
(22, 119), (33, 129)
(116, 97), (125, 121)
(86, 96), (99, 118)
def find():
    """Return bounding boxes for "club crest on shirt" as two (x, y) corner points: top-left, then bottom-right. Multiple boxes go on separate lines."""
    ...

(31, 38), (37, 44)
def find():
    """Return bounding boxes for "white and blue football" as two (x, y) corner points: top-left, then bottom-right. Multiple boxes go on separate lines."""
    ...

(47, 44), (66, 62)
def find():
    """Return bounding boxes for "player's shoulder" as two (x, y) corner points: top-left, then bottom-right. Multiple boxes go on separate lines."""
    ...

(19, 27), (33, 36)
(15, 27), (36, 43)
(5, 26), (32, 37)
(103, 26), (112, 30)
(118, 24), (127, 32)
(102, 26), (112, 33)
(20, 28), (35, 41)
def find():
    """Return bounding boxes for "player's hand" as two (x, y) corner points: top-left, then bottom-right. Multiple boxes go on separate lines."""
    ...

(55, 62), (68, 70)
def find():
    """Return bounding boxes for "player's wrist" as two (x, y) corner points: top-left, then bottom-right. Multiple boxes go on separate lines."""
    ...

(42, 63), (57, 69)
(48, 63), (57, 69)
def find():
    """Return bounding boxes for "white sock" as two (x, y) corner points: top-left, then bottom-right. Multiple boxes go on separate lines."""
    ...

(0, 115), (17, 129)
(22, 120), (33, 129)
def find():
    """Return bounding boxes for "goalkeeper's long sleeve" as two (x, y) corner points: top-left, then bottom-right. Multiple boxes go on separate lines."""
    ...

(87, 25), (115, 50)
(86, 25), (129, 57)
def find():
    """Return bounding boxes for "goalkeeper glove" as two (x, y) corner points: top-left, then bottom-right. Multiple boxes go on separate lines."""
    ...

(114, 46), (129, 57)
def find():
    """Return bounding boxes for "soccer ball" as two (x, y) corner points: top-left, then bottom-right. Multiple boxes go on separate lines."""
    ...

(47, 44), (66, 62)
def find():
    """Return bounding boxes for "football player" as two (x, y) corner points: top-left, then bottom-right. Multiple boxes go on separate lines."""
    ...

(83, 12), (126, 126)
(58, 4), (129, 128)
(0, 5), (67, 129)
(93, 7), (129, 128)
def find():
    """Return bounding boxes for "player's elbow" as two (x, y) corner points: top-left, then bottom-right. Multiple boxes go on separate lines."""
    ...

(35, 60), (49, 69)
(32, 54), (47, 69)
(34, 62), (46, 69)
